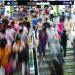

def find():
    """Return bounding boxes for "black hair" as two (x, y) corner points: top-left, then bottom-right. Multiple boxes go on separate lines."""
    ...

(16, 36), (21, 42)
(62, 12), (64, 14)
(25, 17), (28, 21)
(42, 26), (46, 31)
(19, 22), (23, 26)
(1, 29), (6, 34)
(19, 28), (23, 33)
(68, 16), (71, 20)
(59, 18), (63, 22)
(0, 38), (7, 49)
(2, 19), (9, 25)
(45, 18), (48, 21)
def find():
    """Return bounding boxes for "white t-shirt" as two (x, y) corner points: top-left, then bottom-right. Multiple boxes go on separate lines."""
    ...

(50, 10), (54, 14)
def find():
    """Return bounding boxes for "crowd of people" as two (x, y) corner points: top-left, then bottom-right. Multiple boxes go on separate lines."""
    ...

(0, 5), (75, 75)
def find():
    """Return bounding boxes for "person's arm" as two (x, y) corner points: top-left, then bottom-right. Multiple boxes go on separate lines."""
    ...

(39, 31), (42, 44)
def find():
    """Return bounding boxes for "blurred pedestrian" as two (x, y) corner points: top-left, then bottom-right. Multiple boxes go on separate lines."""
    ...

(64, 17), (73, 39)
(60, 12), (65, 22)
(12, 36), (25, 75)
(60, 30), (67, 57)
(38, 26), (48, 64)
(57, 18), (64, 37)
(49, 8), (54, 21)
(23, 17), (30, 33)
(0, 38), (11, 75)
(43, 18), (50, 29)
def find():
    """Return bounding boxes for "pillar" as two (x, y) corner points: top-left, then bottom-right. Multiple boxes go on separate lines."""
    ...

(56, 0), (59, 16)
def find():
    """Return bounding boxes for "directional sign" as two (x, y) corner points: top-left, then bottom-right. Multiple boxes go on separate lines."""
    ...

(4, 1), (74, 5)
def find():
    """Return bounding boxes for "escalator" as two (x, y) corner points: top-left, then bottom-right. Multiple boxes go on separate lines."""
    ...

(28, 30), (38, 75)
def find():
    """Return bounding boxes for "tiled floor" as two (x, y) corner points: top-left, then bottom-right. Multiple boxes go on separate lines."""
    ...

(64, 48), (75, 75)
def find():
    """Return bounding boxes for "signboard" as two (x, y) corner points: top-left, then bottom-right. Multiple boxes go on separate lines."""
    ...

(4, 1), (74, 5)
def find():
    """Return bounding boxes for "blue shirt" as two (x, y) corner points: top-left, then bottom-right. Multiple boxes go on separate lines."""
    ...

(32, 19), (38, 29)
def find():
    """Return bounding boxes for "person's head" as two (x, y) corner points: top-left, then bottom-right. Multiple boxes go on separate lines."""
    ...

(59, 17), (63, 22)
(19, 28), (23, 34)
(62, 12), (64, 15)
(1, 28), (6, 34)
(0, 38), (7, 49)
(23, 21), (27, 26)
(7, 11), (10, 14)
(25, 17), (28, 21)
(16, 36), (21, 45)
(68, 16), (71, 21)
(38, 18), (42, 23)
(48, 24), (52, 29)
(42, 26), (46, 32)
(11, 20), (15, 26)
(2, 19), (9, 26)
(63, 30), (66, 34)
(51, 7), (53, 10)
(19, 22), (23, 26)
(45, 18), (48, 22)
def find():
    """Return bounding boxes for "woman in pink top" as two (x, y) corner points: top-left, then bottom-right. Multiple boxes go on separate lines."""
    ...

(57, 19), (64, 37)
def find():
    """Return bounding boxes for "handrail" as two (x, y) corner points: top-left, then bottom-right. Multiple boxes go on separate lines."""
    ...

(27, 27), (39, 75)
(31, 29), (39, 75)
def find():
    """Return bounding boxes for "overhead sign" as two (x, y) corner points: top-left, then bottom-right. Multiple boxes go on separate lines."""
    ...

(4, 1), (74, 5)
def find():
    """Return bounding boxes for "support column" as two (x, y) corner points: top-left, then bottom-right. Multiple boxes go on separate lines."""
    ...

(10, 0), (14, 14)
(56, 0), (59, 16)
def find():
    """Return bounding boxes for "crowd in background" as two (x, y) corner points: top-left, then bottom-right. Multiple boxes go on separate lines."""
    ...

(0, 5), (75, 75)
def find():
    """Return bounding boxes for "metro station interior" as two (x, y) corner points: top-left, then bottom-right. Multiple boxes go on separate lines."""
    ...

(0, 0), (75, 75)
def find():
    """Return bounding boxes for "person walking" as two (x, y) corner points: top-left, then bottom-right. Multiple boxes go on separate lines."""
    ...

(38, 26), (48, 64)
(57, 19), (64, 38)
(64, 17), (73, 39)
(60, 30), (67, 57)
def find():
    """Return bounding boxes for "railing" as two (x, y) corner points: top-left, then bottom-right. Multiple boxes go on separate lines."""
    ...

(28, 29), (39, 75)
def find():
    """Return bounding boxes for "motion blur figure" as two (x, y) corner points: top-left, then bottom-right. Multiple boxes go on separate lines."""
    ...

(38, 26), (48, 64)
(0, 38), (11, 75)
(57, 18), (64, 37)
(60, 30), (67, 57)
(64, 17), (73, 39)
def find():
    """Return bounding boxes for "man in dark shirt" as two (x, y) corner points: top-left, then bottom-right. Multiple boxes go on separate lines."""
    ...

(23, 17), (30, 33)
(43, 18), (50, 29)
(60, 12), (65, 22)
